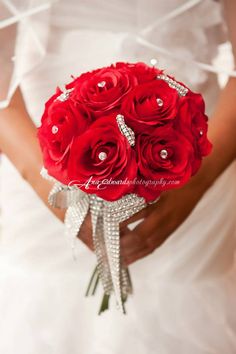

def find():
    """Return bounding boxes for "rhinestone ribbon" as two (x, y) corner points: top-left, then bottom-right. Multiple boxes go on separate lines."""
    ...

(41, 168), (147, 313)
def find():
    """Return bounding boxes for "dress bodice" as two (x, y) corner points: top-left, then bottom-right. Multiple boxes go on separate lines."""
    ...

(0, 0), (229, 115)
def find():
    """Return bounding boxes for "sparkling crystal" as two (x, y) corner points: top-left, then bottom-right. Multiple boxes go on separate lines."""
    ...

(98, 151), (107, 161)
(156, 74), (188, 96)
(51, 125), (59, 134)
(116, 114), (124, 122)
(56, 88), (74, 102)
(157, 98), (163, 107)
(116, 114), (135, 146)
(160, 149), (168, 159)
(150, 58), (157, 66)
(58, 92), (68, 101)
(199, 130), (204, 136)
(97, 81), (106, 88)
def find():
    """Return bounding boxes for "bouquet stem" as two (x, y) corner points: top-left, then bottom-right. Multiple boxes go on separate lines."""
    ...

(85, 265), (131, 314)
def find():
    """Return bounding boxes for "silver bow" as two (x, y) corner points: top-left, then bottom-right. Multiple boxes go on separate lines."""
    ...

(41, 168), (147, 313)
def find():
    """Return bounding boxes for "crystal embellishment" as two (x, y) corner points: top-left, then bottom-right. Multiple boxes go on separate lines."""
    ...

(97, 81), (106, 88)
(157, 98), (163, 107)
(199, 130), (204, 136)
(157, 74), (188, 96)
(98, 152), (107, 161)
(51, 125), (59, 134)
(116, 114), (135, 147)
(56, 88), (74, 102)
(160, 149), (168, 159)
(150, 58), (157, 66)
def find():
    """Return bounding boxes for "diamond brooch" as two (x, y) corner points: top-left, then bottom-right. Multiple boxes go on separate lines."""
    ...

(157, 74), (188, 97)
(116, 114), (135, 147)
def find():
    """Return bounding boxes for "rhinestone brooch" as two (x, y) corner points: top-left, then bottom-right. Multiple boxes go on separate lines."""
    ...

(116, 114), (135, 147)
(157, 74), (188, 97)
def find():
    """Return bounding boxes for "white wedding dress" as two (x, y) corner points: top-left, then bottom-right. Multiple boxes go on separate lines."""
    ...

(0, 1), (236, 353)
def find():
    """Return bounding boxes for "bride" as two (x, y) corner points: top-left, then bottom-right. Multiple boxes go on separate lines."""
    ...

(0, 0), (236, 353)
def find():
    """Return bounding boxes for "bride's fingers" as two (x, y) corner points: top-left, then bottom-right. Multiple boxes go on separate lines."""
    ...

(121, 207), (164, 249)
(77, 213), (143, 252)
(123, 245), (151, 266)
(121, 227), (167, 265)
(77, 193), (168, 256)
(121, 227), (164, 265)
(131, 209), (164, 240)
(122, 193), (170, 236)
(120, 203), (156, 228)
(120, 230), (146, 261)
(120, 206), (171, 264)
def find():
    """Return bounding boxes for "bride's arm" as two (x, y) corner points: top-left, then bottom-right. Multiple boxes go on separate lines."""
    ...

(120, 76), (236, 265)
(0, 88), (65, 221)
(118, 0), (236, 265)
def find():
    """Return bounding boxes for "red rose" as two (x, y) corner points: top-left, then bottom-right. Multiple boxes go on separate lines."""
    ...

(38, 97), (91, 184)
(115, 62), (162, 83)
(175, 92), (212, 161)
(70, 66), (138, 117)
(67, 115), (137, 201)
(135, 125), (195, 201)
(121, 80), (179, 133)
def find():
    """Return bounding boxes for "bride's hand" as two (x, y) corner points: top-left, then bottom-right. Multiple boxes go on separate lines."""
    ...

(119, 171), (208, 265)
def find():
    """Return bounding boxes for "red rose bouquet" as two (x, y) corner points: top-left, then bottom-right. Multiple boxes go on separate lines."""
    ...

(38, 62), (212, 313)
